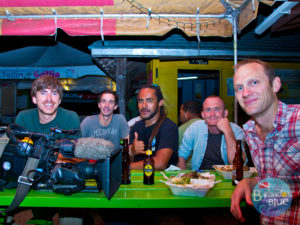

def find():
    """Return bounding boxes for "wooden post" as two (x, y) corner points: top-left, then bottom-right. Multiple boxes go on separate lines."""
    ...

(115, 58), (127, 117)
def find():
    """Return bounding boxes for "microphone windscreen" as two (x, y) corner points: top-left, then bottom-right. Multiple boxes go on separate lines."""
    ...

(74, 137), (115, 160)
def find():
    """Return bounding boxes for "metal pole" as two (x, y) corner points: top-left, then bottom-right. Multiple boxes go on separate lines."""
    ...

(115, 58), (127, 117)
(2, 13), (230, 20)
(233, 14), (238, 124)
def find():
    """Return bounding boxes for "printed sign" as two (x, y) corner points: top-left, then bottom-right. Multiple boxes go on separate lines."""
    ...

(252, 178), (292, 217)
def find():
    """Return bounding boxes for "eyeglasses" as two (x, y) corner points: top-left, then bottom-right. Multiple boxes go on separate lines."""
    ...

(203, 107), (223, 113)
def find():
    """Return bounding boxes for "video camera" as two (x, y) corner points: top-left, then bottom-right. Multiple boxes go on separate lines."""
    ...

(0, 124), (121, 200)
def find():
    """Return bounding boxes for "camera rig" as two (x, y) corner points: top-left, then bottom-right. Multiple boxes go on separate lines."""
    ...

(0, 124), (122, 213)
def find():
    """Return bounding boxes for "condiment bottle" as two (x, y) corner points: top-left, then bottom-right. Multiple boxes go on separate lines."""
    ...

(121, 139), (131, 184)
(143, 145), (154, 185)
(232, 140), (243, 186)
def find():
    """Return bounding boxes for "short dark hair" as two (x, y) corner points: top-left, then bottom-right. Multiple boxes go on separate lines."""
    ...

(31, 75), (63, 99)
(98, 89), (118, 105)
(202, 95), (225, 111)
(181, 101), (201, 115)
(234, 59), (275, 86)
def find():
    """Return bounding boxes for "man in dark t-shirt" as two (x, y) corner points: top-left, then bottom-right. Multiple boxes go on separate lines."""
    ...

(14, 75), (82, 225)
(129, 85), (178, 170)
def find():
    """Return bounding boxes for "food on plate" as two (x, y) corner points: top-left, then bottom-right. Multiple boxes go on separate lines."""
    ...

(168, 171), (212, 186)
(164, 172), (215, 197)
(215, 165), (250, 172)
(213, 165), (256, 179)
(182, 170), (210, 179)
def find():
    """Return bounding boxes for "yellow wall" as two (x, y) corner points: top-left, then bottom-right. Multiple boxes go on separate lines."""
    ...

(148, 59), (235, 124)
(147, 59), (300, 124)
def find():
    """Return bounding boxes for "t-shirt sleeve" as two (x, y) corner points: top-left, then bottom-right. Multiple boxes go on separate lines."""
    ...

(69, 112), (80, 129)
(15, 112), (26, 127)
(60, 111), (81, 138)
(157, 121), (178, 153)
(15, 110), (33, 130)
(118, 115), (130, 138)
(80, 116), (90, 137)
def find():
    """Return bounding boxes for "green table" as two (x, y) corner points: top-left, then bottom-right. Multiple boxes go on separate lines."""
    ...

(0, 170), (236, 209)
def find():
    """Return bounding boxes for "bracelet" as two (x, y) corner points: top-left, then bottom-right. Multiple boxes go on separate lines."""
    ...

(129, 146), (133, 157)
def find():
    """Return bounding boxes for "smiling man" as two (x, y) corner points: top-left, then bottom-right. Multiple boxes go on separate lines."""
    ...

(129, 84), (178, 170)
(14, 75), (82, 224)
(177, 95), (244, 170)
(16, 75), (80, 136)
(80, 89), (129, 149)
(231, 59), (300, 225)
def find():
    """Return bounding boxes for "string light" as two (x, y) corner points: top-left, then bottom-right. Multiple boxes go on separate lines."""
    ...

(124, 0), (245, 31)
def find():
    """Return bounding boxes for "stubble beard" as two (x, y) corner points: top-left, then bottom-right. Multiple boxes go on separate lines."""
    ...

(142, 105), (159, 121)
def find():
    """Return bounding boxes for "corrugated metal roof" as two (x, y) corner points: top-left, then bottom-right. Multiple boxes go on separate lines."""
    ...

(90, 28), (300, 61)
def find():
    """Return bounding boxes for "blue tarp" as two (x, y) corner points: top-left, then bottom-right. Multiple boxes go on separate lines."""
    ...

(0, 42), (106, 79)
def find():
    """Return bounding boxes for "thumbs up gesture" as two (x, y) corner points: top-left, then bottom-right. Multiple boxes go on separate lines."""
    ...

(132, 132), (146, 156)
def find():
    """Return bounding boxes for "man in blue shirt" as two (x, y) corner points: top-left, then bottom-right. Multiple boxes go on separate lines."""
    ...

(178, 95), (244, 170)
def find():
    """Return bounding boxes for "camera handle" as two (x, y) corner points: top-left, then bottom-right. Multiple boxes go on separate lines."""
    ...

(0, 139), (45, 214)
(50, 127), (80, 136)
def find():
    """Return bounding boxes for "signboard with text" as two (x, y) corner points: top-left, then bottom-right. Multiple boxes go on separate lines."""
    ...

(0, 66), (105, 79)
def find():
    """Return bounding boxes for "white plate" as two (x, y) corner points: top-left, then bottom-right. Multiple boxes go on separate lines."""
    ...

(164, 172), (215, 197)
(212, 165), (255, 179)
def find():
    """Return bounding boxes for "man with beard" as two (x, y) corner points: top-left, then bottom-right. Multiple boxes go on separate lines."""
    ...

(14, 75), (82, 225)
(177, 95), (244, 170)
(80, 89), (129, 149)
(129, 84), (178, 170)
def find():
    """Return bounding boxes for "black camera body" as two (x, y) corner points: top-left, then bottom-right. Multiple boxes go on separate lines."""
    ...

(0, 136), (55, 189)
(0, 142), (29, 185)
(50, 161), (102, 195)
(0, 124), (122, 200)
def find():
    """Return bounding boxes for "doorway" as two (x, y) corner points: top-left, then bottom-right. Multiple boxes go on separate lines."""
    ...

(178, 69), (220, 123)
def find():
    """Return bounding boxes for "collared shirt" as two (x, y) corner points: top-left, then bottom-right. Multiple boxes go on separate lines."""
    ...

(243, 101), (300, 224)
(178, 118), (200, 145)
(179, 120), (244, 170)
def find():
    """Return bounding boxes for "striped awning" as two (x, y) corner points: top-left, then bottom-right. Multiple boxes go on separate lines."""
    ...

(0, 0), (259, 37)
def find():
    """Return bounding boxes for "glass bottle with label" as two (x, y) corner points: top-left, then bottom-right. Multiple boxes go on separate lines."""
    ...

(232, 140), (243, 186)
(121, 139), (131, 184)
(143, 145), (154, 185)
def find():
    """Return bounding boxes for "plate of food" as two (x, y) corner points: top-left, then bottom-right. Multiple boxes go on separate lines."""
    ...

(163, 171), (216, 197)
(212, 165), (257, 179)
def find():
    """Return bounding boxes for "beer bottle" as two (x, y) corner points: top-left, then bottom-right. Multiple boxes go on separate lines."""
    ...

(143, 145), (154, 185)
(232, 140), (243, 186)
(121, 139), (131, 184)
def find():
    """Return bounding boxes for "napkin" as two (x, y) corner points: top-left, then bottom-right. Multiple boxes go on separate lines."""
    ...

(164, 165), (181, 171)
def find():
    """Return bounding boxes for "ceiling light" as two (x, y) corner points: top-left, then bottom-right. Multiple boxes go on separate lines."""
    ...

(177, 76), (198, 80)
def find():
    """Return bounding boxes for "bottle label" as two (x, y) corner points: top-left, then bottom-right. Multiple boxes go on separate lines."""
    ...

(145, 150), (152, 155)
(144, 164), (153, 176)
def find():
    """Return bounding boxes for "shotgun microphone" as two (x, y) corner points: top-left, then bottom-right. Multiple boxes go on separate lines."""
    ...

(58, 137), (115, 160)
